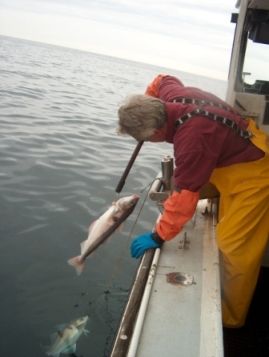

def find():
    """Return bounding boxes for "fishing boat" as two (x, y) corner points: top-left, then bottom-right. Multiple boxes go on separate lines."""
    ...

(111, 1), (269, 356)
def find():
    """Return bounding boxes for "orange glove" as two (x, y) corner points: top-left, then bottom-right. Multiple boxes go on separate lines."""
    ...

(156, 190), (199, 240)
(145, 74), (166, 97)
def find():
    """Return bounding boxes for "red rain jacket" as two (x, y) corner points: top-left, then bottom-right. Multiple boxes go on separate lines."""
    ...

(145, 75), (264, 240)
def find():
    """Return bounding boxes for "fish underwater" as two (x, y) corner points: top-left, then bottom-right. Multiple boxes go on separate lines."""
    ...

(46, 315), (89, 357)
(68, 194), (140, 275)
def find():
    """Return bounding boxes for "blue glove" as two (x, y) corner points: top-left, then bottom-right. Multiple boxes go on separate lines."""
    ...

(131, 231), (161, 259)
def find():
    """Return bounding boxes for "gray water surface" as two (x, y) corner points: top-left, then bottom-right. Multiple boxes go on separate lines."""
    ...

(0, 35), (226, 357)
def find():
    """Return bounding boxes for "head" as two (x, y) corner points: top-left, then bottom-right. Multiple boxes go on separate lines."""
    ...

(116, 194), (140, 210)
(117, 94), (166, 141)
(73, 316), (89, 329)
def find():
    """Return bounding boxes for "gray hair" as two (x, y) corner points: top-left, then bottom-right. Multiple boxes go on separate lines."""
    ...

(117, 94), (166, 141)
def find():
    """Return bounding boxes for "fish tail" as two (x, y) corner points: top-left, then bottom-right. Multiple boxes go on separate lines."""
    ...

(67, 256), (85, 275)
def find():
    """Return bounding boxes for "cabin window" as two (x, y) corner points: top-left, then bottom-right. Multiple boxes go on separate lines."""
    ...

(242, 40), (269, 94)
(239, 9), (269, 95)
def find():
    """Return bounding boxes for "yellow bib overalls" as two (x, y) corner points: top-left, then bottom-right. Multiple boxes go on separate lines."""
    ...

(210, 119), (269, 327)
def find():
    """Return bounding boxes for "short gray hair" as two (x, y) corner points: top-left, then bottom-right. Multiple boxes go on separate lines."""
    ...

(117, 94), (166, 141)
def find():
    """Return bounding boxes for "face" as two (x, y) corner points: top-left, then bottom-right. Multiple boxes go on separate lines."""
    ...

(74, 316), (89, 328)
(147, 127), (166, 142)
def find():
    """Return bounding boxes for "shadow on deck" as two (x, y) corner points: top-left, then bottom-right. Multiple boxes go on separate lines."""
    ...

(223, 267), (269, 357)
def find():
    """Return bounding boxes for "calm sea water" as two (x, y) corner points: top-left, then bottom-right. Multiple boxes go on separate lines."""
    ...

(0, 35), (226, 357)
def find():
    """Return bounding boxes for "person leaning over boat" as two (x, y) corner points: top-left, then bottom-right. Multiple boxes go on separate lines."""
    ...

(117, 74), (269, 328)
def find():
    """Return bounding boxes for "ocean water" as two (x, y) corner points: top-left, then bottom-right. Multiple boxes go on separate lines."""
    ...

(0, 35), (226, 357)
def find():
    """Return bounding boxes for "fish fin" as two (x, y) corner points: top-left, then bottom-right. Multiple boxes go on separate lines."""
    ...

(84, 328), (90, 335)
(113, 205), (120, 214)
(48, 330), (62, 343)
(68, 256), (85, 275)
(56, 330), (63, 338)
(62, 343), (76, 354)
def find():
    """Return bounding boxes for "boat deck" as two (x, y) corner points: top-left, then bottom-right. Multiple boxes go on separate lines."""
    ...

(131, 200), (223, 357)
(112, 197), (269, 357)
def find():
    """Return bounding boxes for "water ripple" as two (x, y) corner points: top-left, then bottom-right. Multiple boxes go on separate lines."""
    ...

(0, 35), (227, 357)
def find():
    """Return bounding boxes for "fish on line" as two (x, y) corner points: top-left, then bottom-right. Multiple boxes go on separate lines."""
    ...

(68, 194), (140, 275)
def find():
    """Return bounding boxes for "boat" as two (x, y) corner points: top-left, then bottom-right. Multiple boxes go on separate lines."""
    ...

(111, 1), (269, 356)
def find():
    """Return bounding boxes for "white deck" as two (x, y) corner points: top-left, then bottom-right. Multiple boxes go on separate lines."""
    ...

(129, 200), (223, 357)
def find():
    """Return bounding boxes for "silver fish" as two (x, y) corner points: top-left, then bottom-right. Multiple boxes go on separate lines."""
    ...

(46, 315), (89, 357)
(68, 194), (139, 275)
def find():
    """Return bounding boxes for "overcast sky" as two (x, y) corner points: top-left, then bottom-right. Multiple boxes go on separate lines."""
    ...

(0, 0), (237, 79)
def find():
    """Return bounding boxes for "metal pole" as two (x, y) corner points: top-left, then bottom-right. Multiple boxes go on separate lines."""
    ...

(127, 247), (161, 357)
(110, 249), (155, 357)
(115, 141), (144, 193)
(161, 155), (174, 191)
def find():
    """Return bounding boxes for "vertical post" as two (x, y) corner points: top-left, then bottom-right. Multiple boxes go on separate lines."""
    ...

(161, 155), (174, 191)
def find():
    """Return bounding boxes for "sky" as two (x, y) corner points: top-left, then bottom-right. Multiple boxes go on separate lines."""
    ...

(0, 0), (238, 80)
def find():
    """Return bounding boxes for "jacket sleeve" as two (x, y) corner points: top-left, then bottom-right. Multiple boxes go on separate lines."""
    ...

(156, 190), (199, 240)
(145, 74), (166, 97)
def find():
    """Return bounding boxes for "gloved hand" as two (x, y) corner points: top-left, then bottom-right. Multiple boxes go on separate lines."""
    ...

(130, 231), (161, 258)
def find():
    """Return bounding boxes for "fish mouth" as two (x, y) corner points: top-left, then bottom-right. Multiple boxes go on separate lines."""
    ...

(131, 194), (140, 202)
(129, 195), (140, 206)
(76, 315), (89, 327)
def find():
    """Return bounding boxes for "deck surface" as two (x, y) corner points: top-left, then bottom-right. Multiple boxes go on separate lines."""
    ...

(127, 201), (269, 357)
(134, 201), (223, 357)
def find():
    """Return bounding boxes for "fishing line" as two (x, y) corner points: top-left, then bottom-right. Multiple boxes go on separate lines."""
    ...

(127, 177), (162, 239)
(102, 179), (159, 289)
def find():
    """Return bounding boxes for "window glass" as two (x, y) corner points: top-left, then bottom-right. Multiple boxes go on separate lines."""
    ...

(242, 39), (269, 93)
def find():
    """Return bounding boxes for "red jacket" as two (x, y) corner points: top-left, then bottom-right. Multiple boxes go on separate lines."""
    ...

(147, 74), (263, 191)
(146, 75), (263, 240)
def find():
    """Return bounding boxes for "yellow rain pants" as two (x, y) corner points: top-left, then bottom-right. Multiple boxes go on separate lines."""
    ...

(209, 119), (269, 327)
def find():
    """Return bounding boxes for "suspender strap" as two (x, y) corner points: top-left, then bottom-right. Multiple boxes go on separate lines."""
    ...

(172, 97), (236, 113)
(175, 108), (253, 139)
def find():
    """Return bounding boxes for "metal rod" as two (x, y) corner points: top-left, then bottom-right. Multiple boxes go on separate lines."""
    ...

(115, 141), (144, 193)
(161, 155), (174, 191)
(127, 247), (161, 357)
(110, 249), (155, 356)
(148, 172), (163, 200)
